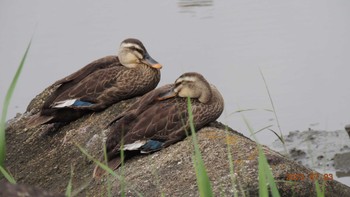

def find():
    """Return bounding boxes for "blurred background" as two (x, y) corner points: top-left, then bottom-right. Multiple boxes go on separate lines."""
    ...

(1, 0), (349, 183)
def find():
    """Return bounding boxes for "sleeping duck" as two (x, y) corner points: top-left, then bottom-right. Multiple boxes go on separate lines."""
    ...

(93, 72), (224, 177)
(28, 38), (162, 127)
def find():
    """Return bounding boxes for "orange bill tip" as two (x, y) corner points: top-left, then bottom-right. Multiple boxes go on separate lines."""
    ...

(151, 63), (162, 69)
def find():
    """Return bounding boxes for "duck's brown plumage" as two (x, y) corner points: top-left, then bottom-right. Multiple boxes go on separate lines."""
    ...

(93, 72), (224, 177)
(28, 38), (161, 127)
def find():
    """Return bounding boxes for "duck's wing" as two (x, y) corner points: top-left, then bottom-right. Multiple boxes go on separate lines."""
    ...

(53, 56), (119, 86)
(93, 87), (176, 179)
(105, 84), (174, 153)
(42, 56), (120, 110)
(27, 113), (55, 128)
(109, 97), (189, 156)
(50, 66), (125, 109)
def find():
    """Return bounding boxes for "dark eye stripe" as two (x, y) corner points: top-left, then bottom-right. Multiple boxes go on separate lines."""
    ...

(130, 46), (144, 55)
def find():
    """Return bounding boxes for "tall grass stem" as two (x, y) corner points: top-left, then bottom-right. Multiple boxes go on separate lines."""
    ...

(259, 68), (286, 148)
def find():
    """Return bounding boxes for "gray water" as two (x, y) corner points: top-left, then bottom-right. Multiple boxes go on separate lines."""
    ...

(1, 0), (349, 158)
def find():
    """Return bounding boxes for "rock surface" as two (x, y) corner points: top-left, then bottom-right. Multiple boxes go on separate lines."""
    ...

(0, 181), (64, 197)
(3, 84), (350, 196)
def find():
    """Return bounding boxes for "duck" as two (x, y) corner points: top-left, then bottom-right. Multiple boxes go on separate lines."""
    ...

(93, 72), (224, 177)
(28, 38), (162, 127)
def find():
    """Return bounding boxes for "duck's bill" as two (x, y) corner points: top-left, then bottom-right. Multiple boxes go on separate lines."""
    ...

(151, 63), (162, 69)
(157, 89), (177, 100)
(143, 53), (162, 69)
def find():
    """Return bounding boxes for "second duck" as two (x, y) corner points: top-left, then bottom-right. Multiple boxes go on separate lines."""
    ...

(93, 72), (224, 177)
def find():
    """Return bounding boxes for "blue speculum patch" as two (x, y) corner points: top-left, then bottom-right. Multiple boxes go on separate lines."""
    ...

(72, 100), (94, 107)
(141, 140), (163, 151)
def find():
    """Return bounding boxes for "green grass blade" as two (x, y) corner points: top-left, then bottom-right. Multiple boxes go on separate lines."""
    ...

(187, 97), (213, 197)
(120, 140), (125, 197)
(65, 165), (74, 197)
(102, 143), (112, 197)
(0, 39), (31, 166)
(259, 149), (280, 197)
(76, 143), (144, 196)
(0, 39), (31, 181)
(259, 68), (284, 145)
(267, 129), (284, 144)
(228, 108), (273, 117)
(225, 132), (239, 197)
(0, 165), (16, 184)
(258, 150), (268, 197)
(75, 144), (118, 178)
(251, 125), (274, 135)
(241, 114), (280, 197)
(315, 180), (325, 197)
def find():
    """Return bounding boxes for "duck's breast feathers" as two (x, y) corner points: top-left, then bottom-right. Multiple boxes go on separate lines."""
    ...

(210, 84), (224, 114)
(53, 56), (120, 86)
(192, 84), (224, 126)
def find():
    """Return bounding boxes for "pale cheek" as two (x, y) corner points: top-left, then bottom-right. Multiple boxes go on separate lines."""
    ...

(179, 87), (196, 98)
(125, 53), (137, 63)
(178, 91), (186, 97)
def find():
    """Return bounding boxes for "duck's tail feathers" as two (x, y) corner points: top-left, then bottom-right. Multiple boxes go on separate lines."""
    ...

(27, 114), (54, 128)
(92, 157), (122, 179)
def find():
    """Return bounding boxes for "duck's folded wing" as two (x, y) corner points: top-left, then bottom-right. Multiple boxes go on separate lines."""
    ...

(50, 66), (122, 108)
(53, 56), (119, 86)
(120, 100), (189, 153)
(105, 85), (178, 154)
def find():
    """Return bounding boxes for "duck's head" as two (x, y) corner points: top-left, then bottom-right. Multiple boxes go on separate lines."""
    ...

(159, 72), (212, 103)
(118, 38), (162, 69)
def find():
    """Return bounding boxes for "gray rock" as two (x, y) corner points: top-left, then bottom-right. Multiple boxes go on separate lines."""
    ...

(334, 152), (350, 177)
(3, 85), (350, 196)
(0, 181), (64, 197)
